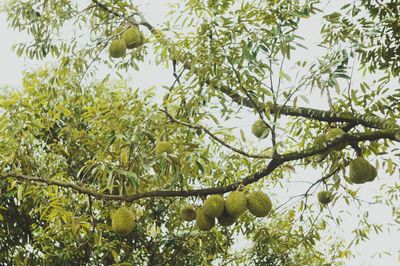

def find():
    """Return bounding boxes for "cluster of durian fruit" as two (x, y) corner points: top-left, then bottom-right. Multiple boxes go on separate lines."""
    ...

(314, 127), (377, 184)
(251, 120), (378, 204)
(109, 123), (378, 235)
(181, 186), (272, 231)
(316, 155), (377, 206)
(109, 25), (144, 58)
(314, 127), (378, 205)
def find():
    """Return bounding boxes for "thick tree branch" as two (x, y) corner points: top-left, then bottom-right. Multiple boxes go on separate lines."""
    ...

(3, 129), (398, 202)
(280, 129), (400, 162)
(220, 85), (396, 130)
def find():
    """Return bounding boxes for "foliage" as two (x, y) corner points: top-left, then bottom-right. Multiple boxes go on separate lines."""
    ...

(1, 0), (399, 265)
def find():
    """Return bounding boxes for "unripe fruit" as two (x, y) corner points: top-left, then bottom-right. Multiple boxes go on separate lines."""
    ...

(251, 120), (269, 139)
(325, 128), (344, 141)
(123, 26), (142, 49)
(325, 128), (346, 150)
(112, 207), (135, 235)
(225, 190), (247, 217)
(246, 191), (272, 217)
(109, 39), (127, 58)
(217, 209), (237, 226)
(203, 195), (225, 218)
(196, 208), (215, 231)
(314, 134), (326, 147)
(317, 191), (334, 204)
(180, 206), (196, 221)
(349, 157), (377, 184)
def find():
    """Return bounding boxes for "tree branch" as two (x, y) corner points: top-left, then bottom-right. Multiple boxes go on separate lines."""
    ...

(220, 85), (396, 130)
(3, 129), (398, 202)
(91, 0), (125, 20)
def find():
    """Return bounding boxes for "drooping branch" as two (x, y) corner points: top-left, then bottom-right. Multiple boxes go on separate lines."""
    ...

(3, 128), (398, 202)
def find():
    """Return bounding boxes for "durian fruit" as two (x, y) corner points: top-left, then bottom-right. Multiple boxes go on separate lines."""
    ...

(349, 157), (377, 184)
(203, 195), (225, 218)
(217, 209), (237, 226)
(325, 128), (344, 140)
(317, 191), (334, 204)
(123, 26), (142, 49)
(111, 207), (135, 235)
(325, 128), (346, 150)
(313, 134), (330, 156)
(225, 190), (247, 217)
(109, 39), (127, 58)
(314, 134), (326, 147)
(155, 141), (173, 155)
(246, 191), (272, 217)
(196, 208), (215, 231)
(251, 120), (269, 139)
(180, 206), (196, 221)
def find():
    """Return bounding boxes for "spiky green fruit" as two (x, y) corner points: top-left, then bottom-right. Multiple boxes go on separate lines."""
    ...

(313, 134), (330, 156)
(225, 190), (247, 217)
(217, 209), (237, 226)
(317, 191), (334, 204)
(111, 207), (134, 235)
(155, 141), (173, 155)
(325, 128), (344, 140)
(314, 134), (326, 147)
(349, 157), (377, 184)
(180, 206), (196, 221)
(196, 208), (215, 231)
(109, 39), (127, 58)
(251, 120), (269, 139)
(246, 191), (272, 217)
(203, 195), (225, 218)
(325, 128), (346, 150)
(123, 26), (142, 49)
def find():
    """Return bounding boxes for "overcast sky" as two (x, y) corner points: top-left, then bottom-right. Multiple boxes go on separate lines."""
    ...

(0, 0), (399, 265)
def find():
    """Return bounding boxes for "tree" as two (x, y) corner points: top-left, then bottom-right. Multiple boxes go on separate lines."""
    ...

(0, 0), (399, 265)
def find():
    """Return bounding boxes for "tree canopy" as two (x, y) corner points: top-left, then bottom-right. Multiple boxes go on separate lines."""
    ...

(0, 0), (399, 265)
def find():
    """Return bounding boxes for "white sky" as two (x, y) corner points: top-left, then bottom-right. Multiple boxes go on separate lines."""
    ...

(0, 0), (399, 265)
